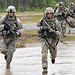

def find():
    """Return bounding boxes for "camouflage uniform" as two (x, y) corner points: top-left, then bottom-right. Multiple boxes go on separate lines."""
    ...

(0, 6), (23, 68)
(69, 2), (75, 14)
(54, 4), (59, 13)
(55, 2), (68, 37)
(37, 7), (61, 70)
(68, 2), (75, 33)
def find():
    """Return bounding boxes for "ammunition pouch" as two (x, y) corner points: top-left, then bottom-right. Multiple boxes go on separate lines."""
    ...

(37, 30), (50, 38)
(2, 30), (12, 37)
(2, 30), (7, 36)
(50, 31), (57, 38)
(38, 30), (57, 38)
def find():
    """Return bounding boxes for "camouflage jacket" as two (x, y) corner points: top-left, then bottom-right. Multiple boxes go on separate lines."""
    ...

(55, 7), (68, 21)
(37, 16), (61, 38)
(0, 14), (23, 38)
(68, 7), (75, 15)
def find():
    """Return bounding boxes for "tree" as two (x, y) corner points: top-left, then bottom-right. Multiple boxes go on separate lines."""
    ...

(22, 0), (26, 11)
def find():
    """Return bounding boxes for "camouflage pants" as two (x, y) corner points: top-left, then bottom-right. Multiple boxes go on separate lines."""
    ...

(41, 38), (57, 69)
(60, 20), (67, 37)
(1, 38), (16, 64)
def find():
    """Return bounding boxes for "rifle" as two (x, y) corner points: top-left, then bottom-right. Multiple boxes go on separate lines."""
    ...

(54, 10), (74, 18)
(69, 9), (75, 15)
(42, 19), (63, 42)
(61, 11), (75, 18)
(40, 18), (63, 49)
(4, 21), (17, 39)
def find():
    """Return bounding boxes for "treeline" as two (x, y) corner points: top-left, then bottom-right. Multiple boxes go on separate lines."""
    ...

(0, 0), (74, 12)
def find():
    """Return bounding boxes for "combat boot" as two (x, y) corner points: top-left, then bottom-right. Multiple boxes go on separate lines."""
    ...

(63, 32), (66, 37)
(4, 54), (7, 60)
(68, 30), (71, 34)
(6, 64), (10, 69)
(42, 68), (47, 74)
(51, 58), (55, 64)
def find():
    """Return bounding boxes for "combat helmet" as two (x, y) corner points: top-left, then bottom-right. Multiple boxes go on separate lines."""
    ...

(59, 2), (64, 6)
(70, 2), (75, 6)
(7, 6), (16, 13)
(55, 4), (59, 8)
(45, 7), (54, 15)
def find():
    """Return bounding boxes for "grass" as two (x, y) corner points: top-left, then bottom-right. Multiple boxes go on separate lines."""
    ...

(23, 30), (37, 35)
(0, 12), (43, 23)
(0, 12), (75, 47)
(64, 35), (75, 40)
(16, 30), (40, 47)
(59, 35), (75, 42)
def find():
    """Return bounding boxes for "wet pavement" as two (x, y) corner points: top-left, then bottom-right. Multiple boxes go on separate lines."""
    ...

(0, 41), (75, 75)
(23, 23), (37, 30)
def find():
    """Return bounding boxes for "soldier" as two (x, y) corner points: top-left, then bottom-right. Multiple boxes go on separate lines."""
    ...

(54, 4), (59, 13)
(0, 6), (23, 69)
(55, 2), (68, 37)
(69, 2), (75, 13)
(68, 2), (75, 33)
(37, 7), (61, 74)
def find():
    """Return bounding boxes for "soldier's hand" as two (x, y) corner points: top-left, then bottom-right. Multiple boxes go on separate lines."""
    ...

(4, 25), (10, 31)
(8, 30), (16, 36)
(51, 31), (57, 38)
(15, 32), (20, 37)
(74, 15), (75, 17)
(62, 12), (65, 16)
(44, 26), (49, 30)
(13, 31), (20, 37)
(56, 31), (60, 36)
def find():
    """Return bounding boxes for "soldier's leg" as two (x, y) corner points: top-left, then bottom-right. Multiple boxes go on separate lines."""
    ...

(49, 38), (57, 64)
(1, 39), (7, 55)
(49, 47), (57, 64)
(41, 39), (48, 69)
(67, 24), (71, 34)
(6, 40), (16, 68)
(62, 20), (66, 37)
(1, 39), (8, 60)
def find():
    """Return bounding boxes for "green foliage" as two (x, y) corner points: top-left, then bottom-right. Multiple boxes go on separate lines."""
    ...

(17, 5), (22, 12)
(0, 0), (75, 12)
(50, 0), (57, 8)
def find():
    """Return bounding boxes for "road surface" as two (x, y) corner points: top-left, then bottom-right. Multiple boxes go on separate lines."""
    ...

(0, 41), (75, 75)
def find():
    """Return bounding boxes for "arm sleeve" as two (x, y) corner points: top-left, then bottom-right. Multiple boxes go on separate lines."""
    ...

(55, 19), (61, 35)
(54, 8), (62, 17)
(16, 18), (23, 34)
(0, 15), (6, 30)
(0, 15), (6, 24)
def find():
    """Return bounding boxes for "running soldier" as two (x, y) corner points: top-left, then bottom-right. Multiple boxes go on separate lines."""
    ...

(37, 7), (61, 74)
(0, 6), (23, 69)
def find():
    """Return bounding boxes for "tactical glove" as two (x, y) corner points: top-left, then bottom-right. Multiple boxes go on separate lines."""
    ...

(43, 26), (49, 30)
(37, 26), (43, 31)
(15, 32), (21, 37)
(51, 31), (57, 38)
(62, 12), (65, 16)
(39, 26), (49, 31)
(8, 30), (17, 37)
(4, 25), (10, 31)
(56, 31), (60, 36)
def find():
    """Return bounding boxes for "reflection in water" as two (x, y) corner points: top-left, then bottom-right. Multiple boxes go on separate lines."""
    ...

(42, 71), (56, 75)
(5, 69), (12, 75)
(52, 73), (55, 75)
(42, 71), (47, 75)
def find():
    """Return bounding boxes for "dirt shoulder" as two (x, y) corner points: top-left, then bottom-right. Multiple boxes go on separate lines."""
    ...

(16, 30), (41, 48)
